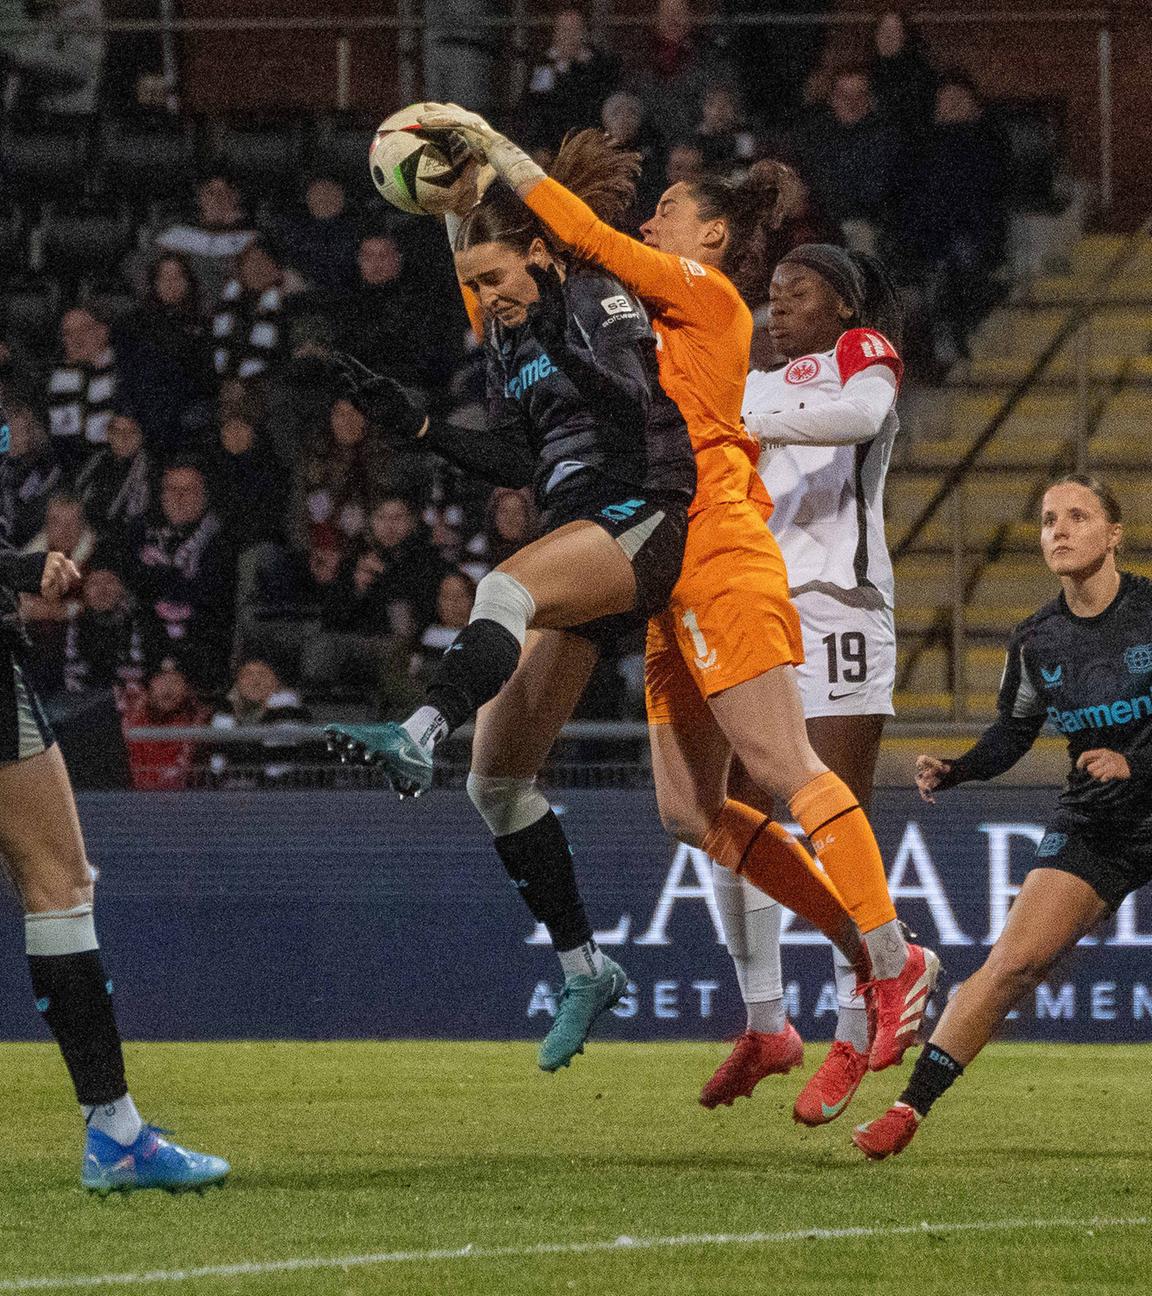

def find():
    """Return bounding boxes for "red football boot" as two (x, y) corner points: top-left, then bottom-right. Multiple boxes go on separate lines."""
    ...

(699, 1023), (804, 1109)
(792, 1040), (870, 1126)
(860, 943), (940, 1072)
(852, 1103), (921, 1160)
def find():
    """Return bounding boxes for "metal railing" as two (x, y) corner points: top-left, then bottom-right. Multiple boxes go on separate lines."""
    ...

(893, 216), (1152, 717)
(0, 6), (1125, 212)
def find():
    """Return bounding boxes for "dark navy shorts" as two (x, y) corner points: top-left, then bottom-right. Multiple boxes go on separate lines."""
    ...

(539, 472), (689, 651)
(0, 649), (54, 764)
(1032, 819), (1152, 911)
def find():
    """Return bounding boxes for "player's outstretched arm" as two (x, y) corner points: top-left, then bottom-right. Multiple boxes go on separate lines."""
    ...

(334, 352), (533, 488)
(417, 105), (723, 318)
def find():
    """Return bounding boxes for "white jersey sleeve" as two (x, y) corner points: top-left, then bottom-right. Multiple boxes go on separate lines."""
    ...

(744, 364), (896, 447)
(745, 329), (902, 610)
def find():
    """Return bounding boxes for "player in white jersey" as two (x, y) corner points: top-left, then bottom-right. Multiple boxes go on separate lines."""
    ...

(700, 244), (908, 1125)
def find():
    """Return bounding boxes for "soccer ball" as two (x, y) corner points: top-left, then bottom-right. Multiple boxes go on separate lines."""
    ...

(368, 104), (475, 216)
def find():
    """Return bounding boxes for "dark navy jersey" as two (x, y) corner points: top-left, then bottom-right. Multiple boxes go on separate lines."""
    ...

(480, 265), (695, 505)
(0, 403), (48, 648)
(941, 572), (1152, 827)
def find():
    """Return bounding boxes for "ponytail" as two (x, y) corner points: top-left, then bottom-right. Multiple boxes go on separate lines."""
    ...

(689, 160), (806, 304)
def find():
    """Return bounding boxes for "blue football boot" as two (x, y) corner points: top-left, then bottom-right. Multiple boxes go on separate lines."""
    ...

(324, 722), (433, 797)
(82, 1125), (230, 1195)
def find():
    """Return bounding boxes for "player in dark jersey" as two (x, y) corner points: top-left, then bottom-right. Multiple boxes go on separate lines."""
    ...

(326, 131), (696, 1069)
(855, 473), (1150, 1159)
(0, 400), (228, 1193)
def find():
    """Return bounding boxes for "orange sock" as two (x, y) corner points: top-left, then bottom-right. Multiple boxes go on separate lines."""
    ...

(789, 771), (896, 934)
(702, 800), (855, 954)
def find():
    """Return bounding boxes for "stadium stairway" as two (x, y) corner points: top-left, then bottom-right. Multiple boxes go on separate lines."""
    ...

(890, 233), (1152, 725)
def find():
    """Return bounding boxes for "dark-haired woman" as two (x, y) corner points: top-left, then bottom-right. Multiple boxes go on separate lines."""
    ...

(855, 475), (1152, 1160)
(0, 401), (228, 1193)
(328, 130), (697, 1070)
(416, 105), (937, 1072)
(703, 244), (909, 1123)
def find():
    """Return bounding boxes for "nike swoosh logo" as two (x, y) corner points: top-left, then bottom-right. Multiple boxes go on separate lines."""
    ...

(822, 1095), (851, 1119)
(827, 689), (862, 701)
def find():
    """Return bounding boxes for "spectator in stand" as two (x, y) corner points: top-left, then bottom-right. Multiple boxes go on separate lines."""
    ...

(694, 85), (757, 179)
(331, 232), (454, 406)
(635, 0), (713, 152)
(408, 568), (476, 691)
(124, 253), (216, 431)
(518, 6), (619, 151)
(462, 487), (535, 585)
(665, 141), (706, 187)
(2, 402), (62, 550)
(233, 537), (343, 681)
(210, 388), (288, 552)
(45, 307), (119, 476)
(208, 657), (313, 786)
(154, 169), (256, 313)
(211, 233), (304, 383)
(122, 461), (237, 690)
(209, 386), (292, 653)
(75, 404), (153, 545)
(60, 563), (148, 698)
(891, 71), (1011, 370)
(122, 661), (208, 791)
(870, 9), (938, 152)
(301, 495), (442, 702)
(280, 171), (361, 294)
(600, 93), (665, 230)
(4, 0), (105, 115)
(789, 66), (902, 250)
(291, 395), (428, 554)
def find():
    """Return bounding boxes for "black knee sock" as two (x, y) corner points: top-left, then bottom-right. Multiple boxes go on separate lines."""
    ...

(900, 1044), (964, 1117)
(426, 618), (521, 733)
(493, 810), (594, 954)
(28, 951), (128, 1106)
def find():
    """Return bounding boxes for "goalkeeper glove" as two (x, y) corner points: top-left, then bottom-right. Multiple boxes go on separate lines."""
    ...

(331, 352), (428, 440)
(416, 102), (545, 193)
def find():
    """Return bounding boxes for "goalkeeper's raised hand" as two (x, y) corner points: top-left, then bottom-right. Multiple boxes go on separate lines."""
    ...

(331, 352), (428, 440)
(415, 103), (544, 195)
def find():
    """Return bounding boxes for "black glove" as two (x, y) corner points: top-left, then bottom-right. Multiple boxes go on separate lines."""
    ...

(331, 352), (427, 440)
(525, 262), (569, 353)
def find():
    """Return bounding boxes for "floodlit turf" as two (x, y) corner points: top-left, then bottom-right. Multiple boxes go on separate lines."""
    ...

(1, 1041), (1149, 1295)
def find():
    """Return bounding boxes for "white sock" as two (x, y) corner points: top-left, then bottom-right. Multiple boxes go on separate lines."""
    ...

(833, 946), (871, 1053)
(863, 918), (908, 981)
(747, 997), (788, 1034)
(711, 864), (785, 1029)
(83, 1093), (143, 1146)
(402, 705), (449, 753)
(558, 941), (605, 980)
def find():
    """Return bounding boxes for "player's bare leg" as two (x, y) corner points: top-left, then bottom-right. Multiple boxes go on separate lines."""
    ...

(0, 745), (228, 1193)
(327, 521), (636, 795)
(854, 868), (1105, 1159)
(651, 693), (864, 977)
(709, 667), (938, 1070)
(469, 629), (628, 1071)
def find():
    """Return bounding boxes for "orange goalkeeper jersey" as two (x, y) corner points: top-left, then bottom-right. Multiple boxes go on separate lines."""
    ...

(523, 178), (766, 516)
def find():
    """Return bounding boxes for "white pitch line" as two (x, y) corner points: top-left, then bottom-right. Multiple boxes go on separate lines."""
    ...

(0, 1216), (1145, 1292)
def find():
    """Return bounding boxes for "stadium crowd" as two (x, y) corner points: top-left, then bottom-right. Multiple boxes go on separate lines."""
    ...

(0, 4), (1065, 787)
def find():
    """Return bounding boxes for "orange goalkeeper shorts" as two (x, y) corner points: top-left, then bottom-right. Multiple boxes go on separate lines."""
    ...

(645, 496), (804, 725)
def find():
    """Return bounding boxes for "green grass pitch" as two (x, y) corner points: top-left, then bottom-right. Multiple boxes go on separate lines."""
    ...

(1, 1041), (1148, 1295)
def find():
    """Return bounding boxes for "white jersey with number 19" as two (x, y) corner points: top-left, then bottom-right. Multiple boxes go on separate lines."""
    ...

(743, 327), (903, 612)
